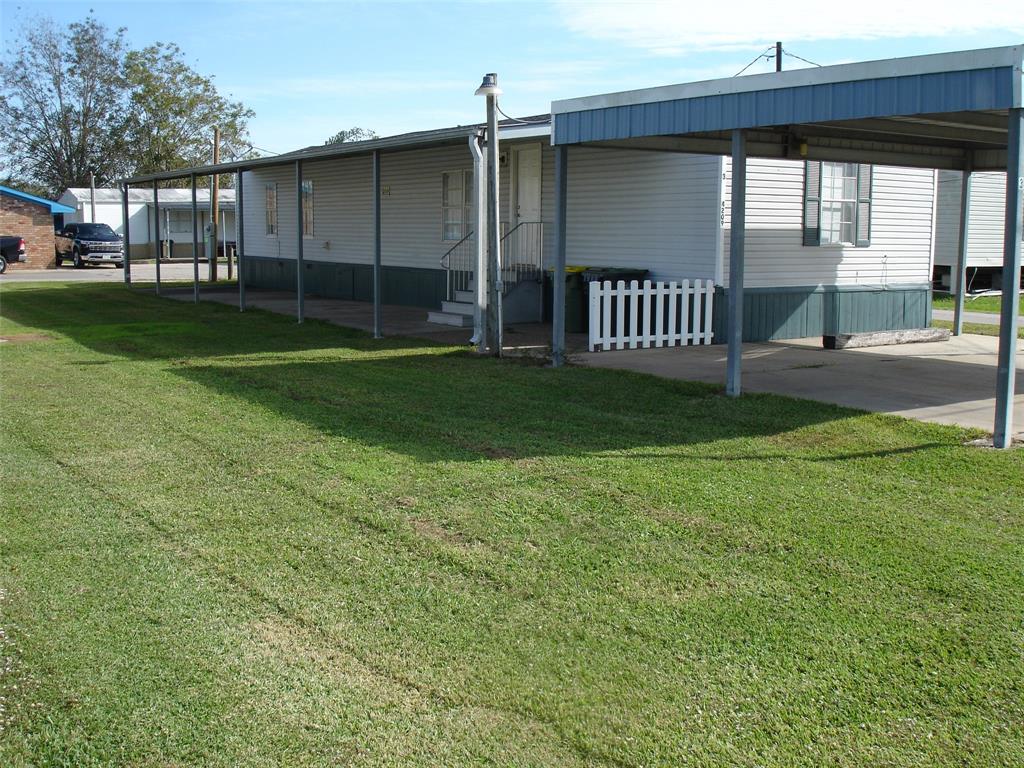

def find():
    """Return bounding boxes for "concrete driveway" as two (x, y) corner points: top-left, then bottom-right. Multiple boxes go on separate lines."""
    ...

(578, 335), (1024, 438)
(0, 263), (217, 283)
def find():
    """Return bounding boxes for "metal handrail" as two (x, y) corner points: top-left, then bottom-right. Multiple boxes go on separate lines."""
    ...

(439, 221), (545, 304)
(440, 230), (474, 270)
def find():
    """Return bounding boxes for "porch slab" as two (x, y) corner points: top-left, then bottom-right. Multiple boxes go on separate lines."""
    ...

(576, 335), (1024, 438)
(162, 286), (588, 354)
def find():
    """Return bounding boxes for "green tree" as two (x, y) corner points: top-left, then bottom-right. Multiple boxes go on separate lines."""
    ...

(0, 15), (256, 195)
(0, 15), (128, 195)
(121, 43), (255, 182)
(325, 127), (378, 145)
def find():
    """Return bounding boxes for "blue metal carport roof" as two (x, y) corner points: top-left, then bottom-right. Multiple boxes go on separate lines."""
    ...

(551, 45), (1022, 172)
(546, 45), (1023, 447)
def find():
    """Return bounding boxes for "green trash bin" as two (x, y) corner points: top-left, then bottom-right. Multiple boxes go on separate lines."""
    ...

(545, 266), (588, 333)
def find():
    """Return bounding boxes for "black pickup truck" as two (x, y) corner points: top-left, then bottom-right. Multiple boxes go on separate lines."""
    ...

(55, 222), (124, 268)
(0, 235), (27, 273)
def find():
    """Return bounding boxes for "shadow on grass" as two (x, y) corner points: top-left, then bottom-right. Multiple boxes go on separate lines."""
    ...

(0, 282), (957, 462)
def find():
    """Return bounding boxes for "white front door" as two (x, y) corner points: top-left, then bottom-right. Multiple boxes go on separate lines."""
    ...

(514, 144), (542, 224)
(511, 145), (542, 267)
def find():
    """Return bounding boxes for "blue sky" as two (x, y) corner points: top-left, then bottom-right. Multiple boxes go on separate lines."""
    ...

(2, 0), (1022, 160)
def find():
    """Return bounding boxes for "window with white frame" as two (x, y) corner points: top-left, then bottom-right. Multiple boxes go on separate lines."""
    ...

(301, 179), (314, 237)
(820, 162), (858, 245)
(265, 183), (278, 236)
(803, 161), (872, 247)
(168, 210), (193, 232)
(442, 170), (473, 241)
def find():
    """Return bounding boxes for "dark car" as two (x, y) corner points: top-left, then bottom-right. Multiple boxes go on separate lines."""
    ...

(0, 235), (26, 273)
(55, 222), (124, 268)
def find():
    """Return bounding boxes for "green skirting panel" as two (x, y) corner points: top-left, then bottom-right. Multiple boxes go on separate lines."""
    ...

(712, 285), (932, 343)
(240, 256), (447, 309)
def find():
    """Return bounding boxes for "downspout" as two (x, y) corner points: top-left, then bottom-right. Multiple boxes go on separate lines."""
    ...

(469, 131), (487, 351)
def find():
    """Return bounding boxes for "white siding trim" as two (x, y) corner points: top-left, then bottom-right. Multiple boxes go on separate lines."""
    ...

(721, 158), (935, 288)
(714, 155), (725, 286)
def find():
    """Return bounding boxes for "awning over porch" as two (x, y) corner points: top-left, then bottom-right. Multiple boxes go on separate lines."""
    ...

(548, 44), (1023, 447)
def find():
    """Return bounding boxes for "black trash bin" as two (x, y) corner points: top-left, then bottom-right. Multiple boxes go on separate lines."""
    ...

(544, 266), (588, 333)
(581, 267), (649, 332)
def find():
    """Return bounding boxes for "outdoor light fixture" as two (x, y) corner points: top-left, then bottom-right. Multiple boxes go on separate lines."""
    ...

(474, 73), (502, 97)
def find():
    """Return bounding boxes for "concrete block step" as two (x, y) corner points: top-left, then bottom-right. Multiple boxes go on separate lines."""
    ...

(454, 290), (474, 303)
(426, 311), (473, 327)
(441, 300), (474, 316)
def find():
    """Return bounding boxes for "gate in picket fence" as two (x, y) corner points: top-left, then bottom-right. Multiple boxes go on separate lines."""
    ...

(588, 279), (716, 352)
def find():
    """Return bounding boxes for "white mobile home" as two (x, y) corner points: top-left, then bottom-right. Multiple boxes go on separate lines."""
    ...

(237, 120), (935, 340)
(933, 170), (1024, 290)
(59, 187), (236, 261)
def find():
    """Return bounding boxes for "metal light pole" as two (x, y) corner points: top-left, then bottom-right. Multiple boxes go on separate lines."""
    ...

(475, 73), (502, 356)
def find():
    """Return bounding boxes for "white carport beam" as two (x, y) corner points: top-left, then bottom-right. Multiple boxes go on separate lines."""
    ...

(191, 174), (199, 304)
(952, 156), (973, 336)
(121, 184), (131, 285)
(372, 149), (382, 339)
(295, 160), (305, 324)
(551, 145), (568, 367)
(994, 107), (1022, 449)
(726, 130), (747, 397)
(152, 180), (161, 295)
(236, 169), (246, 311)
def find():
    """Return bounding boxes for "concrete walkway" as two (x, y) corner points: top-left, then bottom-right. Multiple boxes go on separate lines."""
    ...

(578, 335), (1024, 439)
(932, 308), (1004, 325)
(0, 263), (216, 283)
(164, 287), (590, 355)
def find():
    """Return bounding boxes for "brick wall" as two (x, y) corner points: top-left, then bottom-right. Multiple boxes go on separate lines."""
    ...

(0, 194), (57, 269)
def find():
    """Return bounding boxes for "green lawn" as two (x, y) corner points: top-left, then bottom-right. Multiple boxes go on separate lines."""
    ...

(932, 292), (1022, 315)
(2, 282), (1023, 767)
(931, 319), (1024, 339)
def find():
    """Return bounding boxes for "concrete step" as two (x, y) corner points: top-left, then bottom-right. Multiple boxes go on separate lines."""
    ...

(455, 290), (474, 303)
(441, 300), (474, 316)
(426, 310), (473, 327)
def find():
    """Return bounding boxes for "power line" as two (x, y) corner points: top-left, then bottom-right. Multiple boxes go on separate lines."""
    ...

(494, 104), (550, 125)
(783, 49), (822, 67)
(734, 45), (776, 77)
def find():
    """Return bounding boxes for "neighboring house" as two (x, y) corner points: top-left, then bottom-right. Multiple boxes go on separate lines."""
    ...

(58, 188), (236, 261)
(238, 119), (936, 340)
(933, 170), (1024, 290)
(0, 186), (75, 269)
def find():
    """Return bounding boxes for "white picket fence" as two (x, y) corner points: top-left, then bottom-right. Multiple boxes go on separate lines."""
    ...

(588, 279), (716, 352)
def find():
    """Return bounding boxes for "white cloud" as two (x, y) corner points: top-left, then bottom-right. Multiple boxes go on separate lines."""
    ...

(554, 0), (1024, 54)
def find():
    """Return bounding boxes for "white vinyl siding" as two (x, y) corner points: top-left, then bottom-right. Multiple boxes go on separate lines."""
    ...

(933, 170), (1017, 268)
(242, 144), (482, 270)
(722, 158), (934, 288)
(564, 147), (720, 281)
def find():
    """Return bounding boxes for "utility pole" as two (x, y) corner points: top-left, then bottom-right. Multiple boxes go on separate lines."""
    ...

(210, 126), (221, 282)
(776, 41), (783, 72)
(89, 171), (97, 222)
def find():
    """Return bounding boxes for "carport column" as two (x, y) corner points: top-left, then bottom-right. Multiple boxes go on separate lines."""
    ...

(121, 183), (131, 284)
(994, 108), (1023, 449)
(952, 156), (973, 335)
(726, 129), (747, 397)
(372, 149), (382, 339)
(236, 169), (246, 311)
(191, 174), (199, 304)
(295, 160), (304, 324)
(551, 145), (568, 367)
(152, 180), (161, 295)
